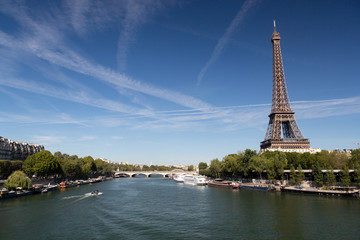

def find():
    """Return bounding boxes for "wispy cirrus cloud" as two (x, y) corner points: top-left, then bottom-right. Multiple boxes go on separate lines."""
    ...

(292, 97), (360, 119)
(0, 1), (211, 112)
(31, 135), (66, 145)
(116, 0), (177, 72)
(64, 0), (126, 35)
(0, 110), (86, 126)
(117, 0), (149, 72)
(78, 136), (96, 141)
(0, 1), (359, 135)
(196, 0), (260, 86)
(87, 97), (360, 132)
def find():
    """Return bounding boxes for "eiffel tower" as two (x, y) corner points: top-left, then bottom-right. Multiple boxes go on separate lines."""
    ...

(260, 21), (310, 152)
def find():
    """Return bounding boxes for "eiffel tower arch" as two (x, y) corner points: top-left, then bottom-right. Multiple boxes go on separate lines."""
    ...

(260, 21), (310, 153)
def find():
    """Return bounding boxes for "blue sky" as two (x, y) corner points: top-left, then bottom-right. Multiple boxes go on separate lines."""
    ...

(0, 0), (359, 166)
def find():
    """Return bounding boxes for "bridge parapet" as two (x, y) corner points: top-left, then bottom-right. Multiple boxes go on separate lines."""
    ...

(114, 171), (197, 178)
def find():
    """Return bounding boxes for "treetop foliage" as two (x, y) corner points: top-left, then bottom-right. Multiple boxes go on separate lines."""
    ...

(5, 170), (31, 190)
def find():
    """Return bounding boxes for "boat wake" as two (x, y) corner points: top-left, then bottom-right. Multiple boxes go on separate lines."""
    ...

(62, 191), (103, 200)
(62, 195), (84, 200)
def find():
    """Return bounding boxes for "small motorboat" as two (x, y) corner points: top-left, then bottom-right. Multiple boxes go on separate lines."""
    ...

(87, 190), (103, 196)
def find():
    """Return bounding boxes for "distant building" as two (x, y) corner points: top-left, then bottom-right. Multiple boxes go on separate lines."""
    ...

(329, 149), (355, 157)
(99, 158), (111, 163)
(264, 147), (321, 154)
(0, 136), (44, 160)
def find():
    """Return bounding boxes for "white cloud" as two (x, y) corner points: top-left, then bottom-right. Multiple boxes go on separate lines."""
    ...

(78, 136), (96, 141)
(31, 135), (66, 145)
(0, 1), (211, 112)
(0, 1), (359, 134)
(196, 0), (260, 86)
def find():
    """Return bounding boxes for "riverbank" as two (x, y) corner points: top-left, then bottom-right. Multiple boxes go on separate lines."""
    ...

(281, 186), (359, 198)
(0, 176), (112, 200)
(235, 179), (360, 198)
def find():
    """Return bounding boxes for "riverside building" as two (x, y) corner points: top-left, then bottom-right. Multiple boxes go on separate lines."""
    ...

(0, 136), (44, 160)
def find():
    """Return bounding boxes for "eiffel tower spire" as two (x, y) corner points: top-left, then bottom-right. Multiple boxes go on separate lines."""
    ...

(260, 21), (310, 152)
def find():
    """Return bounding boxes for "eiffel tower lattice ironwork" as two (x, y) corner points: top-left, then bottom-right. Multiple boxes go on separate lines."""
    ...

(260, 21), (310, 152)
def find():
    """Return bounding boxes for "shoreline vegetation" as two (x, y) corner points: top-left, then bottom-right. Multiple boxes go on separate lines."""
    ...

(1, 149), (360, 200)
(198, 149), (360, 187)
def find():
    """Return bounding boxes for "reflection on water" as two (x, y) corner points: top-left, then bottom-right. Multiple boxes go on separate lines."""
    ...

(1, 178), (359, 240)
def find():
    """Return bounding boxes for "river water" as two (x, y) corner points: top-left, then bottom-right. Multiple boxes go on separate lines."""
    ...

(1, 178), (359, 239)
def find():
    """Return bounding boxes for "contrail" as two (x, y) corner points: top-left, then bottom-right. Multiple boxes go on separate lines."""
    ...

(196, 0), (260, 86)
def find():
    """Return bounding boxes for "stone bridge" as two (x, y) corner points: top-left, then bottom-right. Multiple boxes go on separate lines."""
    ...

(114, 169), (197, 178)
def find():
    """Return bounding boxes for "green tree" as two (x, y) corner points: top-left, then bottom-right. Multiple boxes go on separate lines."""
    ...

(5, 170), (31, 190)
(325, 151), (349, 169)
(94, 159), (114, 176)
(312, 162), (324, 187)
(142, 165), (150, 171)
(289, 165), (296, 185)
(54, 151), (64, 160)
(340, 166), (351, 187)
(238, 149), (257, 177)
(209, 158), (222, 178)
(81, 156), (97, 177)
(222, 154), (240, 178)
(198, 162), (208, 175)
(198, 162), (208, 171)
(354, 168), (360, 187)
(23, 151), (62, 177)
(298, 152), (315, 169)
(324, 167), (336, 186)
(61, 158), (82, 179)
(0, 160), (23, 179)
(296, 165), (305, 185)
(188, 165), (194, 171)
(263, 151), (287, 180)
(265, 157), (277, 182)
(286, 152), (301, 169)
(350, 149), (360, 169)
(248, 155), (266, 180)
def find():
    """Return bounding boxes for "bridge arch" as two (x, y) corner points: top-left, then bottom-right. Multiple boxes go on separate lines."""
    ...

(114, 170), (196, 178)
(132, 173), (148, 178)
(148, 173), (164, 178)
(114, 172), (130, 178)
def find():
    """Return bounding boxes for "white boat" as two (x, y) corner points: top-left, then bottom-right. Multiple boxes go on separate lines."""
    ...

(86, 190), (103, 196)
(173, 174), (185, 183)
(183, 174), (207, 186)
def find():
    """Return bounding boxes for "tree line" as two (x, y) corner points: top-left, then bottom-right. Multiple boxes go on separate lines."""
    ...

(0, 150), (189, 181)
(198, 149), (360, 186)
(0, 150), (116, 181)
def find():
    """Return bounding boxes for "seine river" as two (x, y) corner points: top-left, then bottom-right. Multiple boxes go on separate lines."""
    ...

(1, 178), (360, 239)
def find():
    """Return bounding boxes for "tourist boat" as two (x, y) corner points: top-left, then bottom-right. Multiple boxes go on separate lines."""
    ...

(44, 183), (58, 192)
(173, 174), (185, 183)
(207, 179), (239, 188)
(183, 174), (207, 186)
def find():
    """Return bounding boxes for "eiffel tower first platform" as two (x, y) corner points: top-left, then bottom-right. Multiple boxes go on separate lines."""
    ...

(260, 21), (310, 153)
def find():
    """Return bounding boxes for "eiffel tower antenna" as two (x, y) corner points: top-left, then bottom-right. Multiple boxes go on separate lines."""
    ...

(273, 20), (276, 31)
(260, 22), (310, 153)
